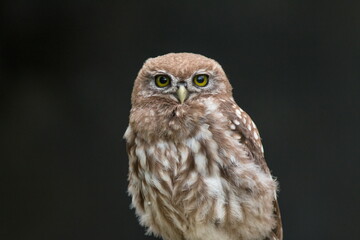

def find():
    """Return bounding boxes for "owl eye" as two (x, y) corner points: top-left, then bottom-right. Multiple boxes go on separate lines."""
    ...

(193, 74), (209, 87)
(155, 75), (171, 87)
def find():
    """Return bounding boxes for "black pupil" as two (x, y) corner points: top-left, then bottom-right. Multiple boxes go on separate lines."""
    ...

(197, 76), (205, 83)
(159, 76), (168, 84)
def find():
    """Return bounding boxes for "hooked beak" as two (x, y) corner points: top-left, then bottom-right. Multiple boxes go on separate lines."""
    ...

(176, 85), (188, 104)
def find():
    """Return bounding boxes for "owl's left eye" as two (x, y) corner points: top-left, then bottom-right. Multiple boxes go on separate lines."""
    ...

(155, 75), (171, 87)
(193, 74), (209, 87)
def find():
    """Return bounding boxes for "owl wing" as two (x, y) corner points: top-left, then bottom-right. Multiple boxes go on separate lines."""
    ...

(124, 127), (147, 216)
(219, 100), (283, 240)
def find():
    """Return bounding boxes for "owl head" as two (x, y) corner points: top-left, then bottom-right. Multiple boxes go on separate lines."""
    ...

(129, 53), (235, 140)
(131, 53), (233, 106)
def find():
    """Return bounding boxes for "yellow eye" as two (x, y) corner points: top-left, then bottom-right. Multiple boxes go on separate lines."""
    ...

(193, 74), (209, 87)
(155, 75), (171, 87)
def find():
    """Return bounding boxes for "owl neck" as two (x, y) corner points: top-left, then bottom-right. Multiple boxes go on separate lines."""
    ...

(130, 101), (206, 142)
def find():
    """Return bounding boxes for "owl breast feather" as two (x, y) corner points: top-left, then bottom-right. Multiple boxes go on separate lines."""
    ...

(125, 107), (277, 240)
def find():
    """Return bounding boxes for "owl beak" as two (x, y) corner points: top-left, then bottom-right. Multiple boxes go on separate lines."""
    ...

(176, 85), (188, 104)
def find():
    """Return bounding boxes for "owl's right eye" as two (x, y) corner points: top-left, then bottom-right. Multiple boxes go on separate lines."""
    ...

(155, 75), (171, 87)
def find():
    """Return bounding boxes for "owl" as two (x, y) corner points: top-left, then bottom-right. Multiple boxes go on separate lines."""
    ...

(124, 53), (282, 240)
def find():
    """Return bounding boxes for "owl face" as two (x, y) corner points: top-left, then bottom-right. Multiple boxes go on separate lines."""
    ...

(131, 53), (233, 106)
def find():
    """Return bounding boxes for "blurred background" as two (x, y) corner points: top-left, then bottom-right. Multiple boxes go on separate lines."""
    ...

(1, 0), (359, 239)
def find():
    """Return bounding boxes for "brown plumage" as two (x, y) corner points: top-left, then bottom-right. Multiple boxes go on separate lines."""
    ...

(124, 53), (282, 240)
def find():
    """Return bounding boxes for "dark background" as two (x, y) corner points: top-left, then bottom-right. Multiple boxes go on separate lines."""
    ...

(1, 0), (359, 239)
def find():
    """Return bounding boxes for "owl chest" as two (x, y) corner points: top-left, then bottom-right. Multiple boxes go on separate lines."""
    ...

(132, 132), (227, 209)
(133, 137), (230, 235)
(137, 140), (207, 199)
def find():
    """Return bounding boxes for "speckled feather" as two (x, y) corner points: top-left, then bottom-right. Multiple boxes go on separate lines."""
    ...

(124, 53), (282, 240)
